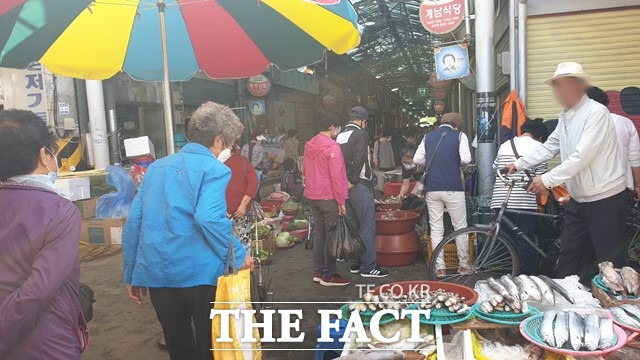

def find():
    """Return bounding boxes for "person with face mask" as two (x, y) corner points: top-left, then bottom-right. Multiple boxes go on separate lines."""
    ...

(303, 110), (350, 286)
(122, 102), (253, 360)
(398, 145), (424, 199)
(337, 106), (389, 278)
(0, 110), (82, 359)
(223, 142), (259, 249)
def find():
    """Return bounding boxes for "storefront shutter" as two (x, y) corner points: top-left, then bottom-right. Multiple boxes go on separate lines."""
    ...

(527, 7), (640, 122)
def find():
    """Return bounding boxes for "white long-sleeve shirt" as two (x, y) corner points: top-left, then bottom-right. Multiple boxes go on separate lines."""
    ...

(514, 96), (626, 203)
(413, 125), (472, 166)
(611, 113), (640, 189)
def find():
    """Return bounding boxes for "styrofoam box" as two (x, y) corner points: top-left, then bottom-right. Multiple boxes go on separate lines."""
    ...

(55, 177), (91, 201)
(124, 136), (156, 158)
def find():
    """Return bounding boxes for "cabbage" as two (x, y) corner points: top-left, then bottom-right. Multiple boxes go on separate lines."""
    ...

(280, 232), (290, 240)
(276, 235), (290, 247)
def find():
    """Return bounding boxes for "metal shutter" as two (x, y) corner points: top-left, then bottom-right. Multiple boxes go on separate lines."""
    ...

(527, 7), (640, 120)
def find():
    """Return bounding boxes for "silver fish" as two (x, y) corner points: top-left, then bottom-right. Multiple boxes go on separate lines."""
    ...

(610, 307), (640, 329)
(480, 301), (494, 313)
(500, 275), (521, 301)
(519, 275), (543, 302)
(599, 261), (626, 294)
(583, 314), (600, 351)
(513, 276), (529, 301)
(530, 275), (555, 305)
(487, 277), (511, 299)
(554, 311), (569, 348)
(620, 304), (640, 321)
(538, 275), (576, 304)
(598, 317), (615, 350)
(568, 312), (584, 351)
(620, 267), (640, 296)
(540, 310), (557, 347)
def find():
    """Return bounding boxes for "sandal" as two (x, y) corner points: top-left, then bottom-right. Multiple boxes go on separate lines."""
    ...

(435, 269), (447, 278)
(458, 266), (473, 275)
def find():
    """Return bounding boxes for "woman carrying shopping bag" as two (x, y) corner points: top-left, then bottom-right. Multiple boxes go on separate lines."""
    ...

(123, 102), (253, 360)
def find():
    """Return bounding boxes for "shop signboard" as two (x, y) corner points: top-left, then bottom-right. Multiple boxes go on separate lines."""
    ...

(322, 94), (337, 108)
(0, 63), (49, 123)
(247, 75), (271, 97)
(434, 44), (470, 81)
(248, 99), (266, 115)
(419, 0), (465, 35)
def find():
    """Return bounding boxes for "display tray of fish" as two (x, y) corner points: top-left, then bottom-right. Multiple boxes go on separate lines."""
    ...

(521, 310), (626, 356)
(479, 274), (569, 311)
(609, 304), (640, 332)
(594, 262), (640, 298)
(346, 288), (469, 318)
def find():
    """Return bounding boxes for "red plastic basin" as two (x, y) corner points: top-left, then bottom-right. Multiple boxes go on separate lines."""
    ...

(375, 211), (420, 235)
(376, 204), (402, 212)
(372, 281), (479, 305)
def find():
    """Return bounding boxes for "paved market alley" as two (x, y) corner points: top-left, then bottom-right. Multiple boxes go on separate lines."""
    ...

(81, 244), (428, 360)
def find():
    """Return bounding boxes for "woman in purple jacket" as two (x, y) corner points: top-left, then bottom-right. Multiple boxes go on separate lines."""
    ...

(0, 110), (82, 359)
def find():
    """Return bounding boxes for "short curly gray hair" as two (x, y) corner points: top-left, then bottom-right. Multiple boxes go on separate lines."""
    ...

(187, 102), (244, 147)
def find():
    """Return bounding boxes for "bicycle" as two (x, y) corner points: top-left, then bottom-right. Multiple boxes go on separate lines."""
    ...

(426, 168), (562, 284)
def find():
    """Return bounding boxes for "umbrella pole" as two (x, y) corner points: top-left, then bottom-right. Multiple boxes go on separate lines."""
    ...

(157, 0), (175, 156)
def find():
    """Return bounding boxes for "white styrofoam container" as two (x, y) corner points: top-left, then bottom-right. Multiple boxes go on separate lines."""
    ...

(124, 136), (155, 158)
(54, 177), (91, 201)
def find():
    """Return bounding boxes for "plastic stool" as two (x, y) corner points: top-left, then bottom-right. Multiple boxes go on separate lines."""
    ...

(314, 319), (348, 360)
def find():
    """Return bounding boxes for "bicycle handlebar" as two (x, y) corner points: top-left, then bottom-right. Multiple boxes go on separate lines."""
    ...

(496, 167), (534, 189)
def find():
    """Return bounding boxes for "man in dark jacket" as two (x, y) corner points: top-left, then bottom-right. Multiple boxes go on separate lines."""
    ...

(336, 106), (389, 278)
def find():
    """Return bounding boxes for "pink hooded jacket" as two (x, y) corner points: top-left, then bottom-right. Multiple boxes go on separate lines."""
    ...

(303, 133), (349, 206)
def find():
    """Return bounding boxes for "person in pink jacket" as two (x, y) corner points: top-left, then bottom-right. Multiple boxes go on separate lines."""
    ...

(303, 110), (350, 286)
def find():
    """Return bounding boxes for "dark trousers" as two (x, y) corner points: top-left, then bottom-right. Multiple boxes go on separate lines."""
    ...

(346, 183), (377, 272)
(504, 209), (538, 275)
(558, 190), (627, 281)
(149, 286), (216, 360)
(309, 199), (339, 276)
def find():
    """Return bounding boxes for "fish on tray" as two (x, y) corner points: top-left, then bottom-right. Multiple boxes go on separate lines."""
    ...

(610, 306), (640, 329)
(530, 275), (555, 305)
(620, 266), (640, 296)
(537, 275), (576, 304)
(541, 311), (615, 352)
(598, 261), (626, 295)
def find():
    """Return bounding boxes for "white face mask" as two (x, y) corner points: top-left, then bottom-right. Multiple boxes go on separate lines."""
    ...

(217, 148), (232, 163)
(330, 126), (342, 138)
(45, 149), (59, 184)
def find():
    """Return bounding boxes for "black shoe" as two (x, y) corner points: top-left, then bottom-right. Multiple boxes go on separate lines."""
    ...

(360, 266), (389, 278)
(350, 266), (361, 274)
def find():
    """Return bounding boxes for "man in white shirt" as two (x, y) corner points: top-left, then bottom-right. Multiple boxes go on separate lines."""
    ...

(507, 62), (627, 279)
(414, 113), (472, 278)
(587, 86), (640, 197)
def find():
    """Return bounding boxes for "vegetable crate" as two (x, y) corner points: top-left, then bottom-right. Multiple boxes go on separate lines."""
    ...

(424, 233), (475, 270)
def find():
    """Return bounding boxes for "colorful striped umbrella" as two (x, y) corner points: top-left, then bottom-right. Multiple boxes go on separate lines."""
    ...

(0, 0), (361, 152)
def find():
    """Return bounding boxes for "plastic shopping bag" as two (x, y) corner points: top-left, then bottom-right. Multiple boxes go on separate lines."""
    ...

(212, 241), (262, 360)
(325, 217), (365, 260)
(96, 165), (136, 219)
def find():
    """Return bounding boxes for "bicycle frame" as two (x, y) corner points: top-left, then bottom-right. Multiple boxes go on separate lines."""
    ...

(473, 169), (562, 269)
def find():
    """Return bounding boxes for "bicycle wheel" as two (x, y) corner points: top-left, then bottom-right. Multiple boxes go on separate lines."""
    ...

(427, 226), (519, 285)
(625, 221), (640, 264)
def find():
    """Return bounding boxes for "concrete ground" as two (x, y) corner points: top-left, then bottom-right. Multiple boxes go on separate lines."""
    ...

(80, 245), (429, 360)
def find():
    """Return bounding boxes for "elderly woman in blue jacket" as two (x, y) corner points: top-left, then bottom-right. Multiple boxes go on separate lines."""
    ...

(123, 102), (253, 360)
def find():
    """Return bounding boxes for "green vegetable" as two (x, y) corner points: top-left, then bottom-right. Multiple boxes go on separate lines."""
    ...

(252, 225), (270, 238)
(276, 235), (291, 247)
(287, 222), (307, 231)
